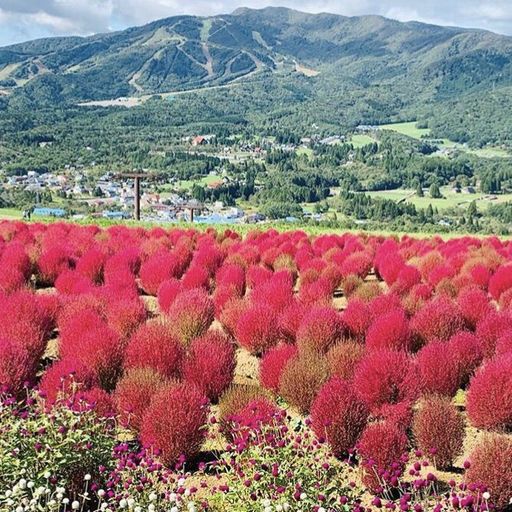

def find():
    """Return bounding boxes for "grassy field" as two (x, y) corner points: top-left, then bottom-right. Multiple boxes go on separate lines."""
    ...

(366, 186), (512, 212)
(296, 146), (314, 157)
(350, 134), (377, 148)
(380, 122), (511, 159)
(0, 208), (22, 220)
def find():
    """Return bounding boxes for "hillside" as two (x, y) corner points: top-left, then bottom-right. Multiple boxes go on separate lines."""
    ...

(1, 7), (512, 150)
(1, 6), (511, 103)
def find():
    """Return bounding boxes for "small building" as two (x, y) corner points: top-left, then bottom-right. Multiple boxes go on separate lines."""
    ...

(192, 136), (207, 146)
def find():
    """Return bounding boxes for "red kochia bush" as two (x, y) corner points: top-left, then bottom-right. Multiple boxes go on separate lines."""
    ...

(416, 341), (460, 397)
(105, 297), (147, 340)
(278, 300), (308, 342)
(365, 309), (412, 352)
(342, 300), (371, 342)
(296, 306), (344, 353)
(466, 434), (512, 511)
(353, 350), (417, 411)
(166, 289), (214, 345)
(38, 359), (98, 406)
(157, 278), (182, 313)
(411, 296), (466, 342)
(235, 303), (279, 355)
(0, 338), (37, 395)
(114, 368), (168, 432)
(183, 332), (236, 402)
(457, 287), (493, 330)
(412, 396), (464, 470)
(140, 383), (208, 466)
(489, 264), (512, 300)
(311, 378), (369, 456)
(259, 343), (298, 392)
(139, 251), (181, 296)
(475, 311), (512, 358)
(448, 332), (484, 388)
(357, 422), (409, 493)
(124, 322), (184, 379)
(466, 354), (512, 431)
(37, 245), (74, 285)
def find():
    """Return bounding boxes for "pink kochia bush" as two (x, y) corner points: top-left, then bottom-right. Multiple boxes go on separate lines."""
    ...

(140, 382), (209, 466)
(259, 343), (298, 392)
(235, 303), (279, 355)
(166, 289), (214, 345)
(365, 309), (412, 352)
(311, 378), (369, 456)
(0, 337), (38, 395)
(466, 353), (512, 431)
(124, 321), (184, 379)
(357, 421), (409, 493)
(411, 296), (466, 342)
(296, 306), (344, 353)
(183, 331), (236, 402)
(353, 350), (417, 411)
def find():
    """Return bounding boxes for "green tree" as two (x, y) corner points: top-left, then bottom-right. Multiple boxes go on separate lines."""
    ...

(429, 182), (442, 199)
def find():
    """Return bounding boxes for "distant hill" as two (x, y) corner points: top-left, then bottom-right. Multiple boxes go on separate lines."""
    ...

(1, 7), (512, 145)
(1, 6), (511, 101)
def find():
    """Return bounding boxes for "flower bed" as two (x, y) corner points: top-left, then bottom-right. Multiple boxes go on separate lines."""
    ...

(0, 221), (511, 511)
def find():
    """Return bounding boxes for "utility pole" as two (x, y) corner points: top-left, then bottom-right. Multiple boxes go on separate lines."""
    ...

(117, 172), (151, 221)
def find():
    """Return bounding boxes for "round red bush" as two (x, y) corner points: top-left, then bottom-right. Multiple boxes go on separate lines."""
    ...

(466, 434), (512, 511)
(114, 367), (168, 432)
(353, 350), (417, 411)
(140, 382), (209, 466)
(166, 289), (214, 345)
(448, 332), (484, 389)
(466, 354), (512, 431)
(259, 343), (298, 392)
(139, 251), (182, 296)
(0, 338), (37, 395)
(311, 378), (369, 456)
(489, 264), (512, 301)
(157, 278), (183, 313)
(124, 321), (184, 379)
(296, 306), (344, 353)
(475, 311), (512, 358)
(183, 331), (235, 402)
(457, 287), (493, 330)
(416, 341), (460, 397)
(411, 296), (466, 343)
(366, 309), (412, 352)
(412, 396), (465, 470)
(357, 421), (409, 493)
(235, 303), (279, 355)
(342, 300), (372, 342)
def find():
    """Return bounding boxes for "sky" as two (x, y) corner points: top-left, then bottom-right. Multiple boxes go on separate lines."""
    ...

(1, 0), (512, 47)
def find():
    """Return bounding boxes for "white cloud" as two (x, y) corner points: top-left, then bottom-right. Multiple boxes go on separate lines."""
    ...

(0, 0), (511, 47)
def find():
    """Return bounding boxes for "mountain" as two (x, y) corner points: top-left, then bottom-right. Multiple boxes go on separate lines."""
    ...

(1, 6), (511, 103)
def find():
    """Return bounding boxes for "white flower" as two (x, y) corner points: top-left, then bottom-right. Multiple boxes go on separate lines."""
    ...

(16, 506), (24, 512)
(276, 506), (283, 512)
(56, 493), (63, 500)
(187, 504), (196, 512)
(98, 489), (106, 498)
(282, 504), (290, 511)
(57, 487), (65, 494)
(300, 493), (307, 500)
(170, 507), (179, 512)
(43, 472), (51, 479)
(483, 492), (491, 500)
(84, 474), (91, 481)
(178, 478), (186, 487)
(72, 500), (80, 510)
(148, 505), (156, 512)
(318, 508), (326, 512)
(264, 507), (272, 512)
(5, 490), (12, 497)
(63, 498), (69, 505)
(134, 507), (142, 512)
(19, 479), (27, 489)
(101, 504), (108, 511)
(27, 482), (34, 489)
(184, 488), (191, 497)
(262, 499), (271, 507)
(127, 498), (135, 508)
(149, 493), (157, 502)
(120, 499), (128, 508)
(169, 493), (177, 502)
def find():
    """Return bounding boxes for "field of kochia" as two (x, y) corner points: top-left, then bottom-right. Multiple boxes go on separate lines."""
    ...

(0, 221), (511, 512)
